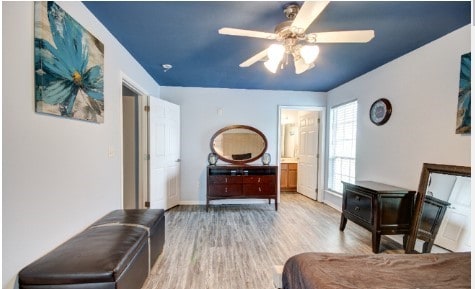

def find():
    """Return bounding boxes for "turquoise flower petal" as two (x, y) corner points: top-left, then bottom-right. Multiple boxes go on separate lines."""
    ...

(83, 66), (104, 100)
(41, 79), (78, 106)
(35, 39), (74, 81)
(47, 2), (86, 71)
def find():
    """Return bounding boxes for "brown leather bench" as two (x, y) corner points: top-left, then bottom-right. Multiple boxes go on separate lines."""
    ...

(18, 209), (165, 289)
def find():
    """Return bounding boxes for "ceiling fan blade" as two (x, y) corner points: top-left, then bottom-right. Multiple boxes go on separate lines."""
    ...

(307, 30), (375, 43)
(291, 1), (330, 33)
(294, 57), (315, 74)
(219, 27), (277, 40)
(239, 49), (268, 67)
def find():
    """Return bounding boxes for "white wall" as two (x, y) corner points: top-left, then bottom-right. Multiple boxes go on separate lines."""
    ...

(2, 2), (160, 288)
(160, 87), (326, 204)
(324, 25), (471, 209)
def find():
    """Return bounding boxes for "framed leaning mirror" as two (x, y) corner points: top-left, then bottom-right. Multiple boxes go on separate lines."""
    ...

(210, 125), (267, 164)
(405, 163), (471, 253)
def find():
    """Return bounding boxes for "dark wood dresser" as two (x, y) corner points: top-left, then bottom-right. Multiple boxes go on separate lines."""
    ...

(339, 181), (415, 253)
(207, 165), (278, 211)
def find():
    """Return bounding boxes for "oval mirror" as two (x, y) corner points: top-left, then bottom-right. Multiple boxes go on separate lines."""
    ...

(210, 125), (268, 164)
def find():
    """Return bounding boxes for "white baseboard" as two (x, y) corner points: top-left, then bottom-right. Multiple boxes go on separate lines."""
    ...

(179, 200), (203, 205)
(323, 190), (343, 212)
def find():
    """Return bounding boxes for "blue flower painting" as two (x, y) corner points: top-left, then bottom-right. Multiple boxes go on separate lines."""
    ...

(34, 2), (104, 123)
(456, 53), (470, 134)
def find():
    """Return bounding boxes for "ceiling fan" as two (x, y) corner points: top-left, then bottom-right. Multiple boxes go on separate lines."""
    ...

(218, 1), (375, 74)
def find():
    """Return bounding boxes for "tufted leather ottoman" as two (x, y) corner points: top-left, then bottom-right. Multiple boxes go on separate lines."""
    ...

(18, 209), (165, 289)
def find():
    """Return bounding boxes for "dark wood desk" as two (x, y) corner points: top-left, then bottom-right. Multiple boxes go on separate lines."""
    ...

(340, 181), (415, 253)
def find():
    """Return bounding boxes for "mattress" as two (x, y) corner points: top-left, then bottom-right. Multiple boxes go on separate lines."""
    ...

(282, 252), (470, 289)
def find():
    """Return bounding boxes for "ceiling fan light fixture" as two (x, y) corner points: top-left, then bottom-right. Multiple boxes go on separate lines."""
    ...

(264, 59), (281, 73)
(219, 1), (374, 75)
(300, 45), (319, 64)
(267, 44), (285, 62)
(294, 57), (315, 74)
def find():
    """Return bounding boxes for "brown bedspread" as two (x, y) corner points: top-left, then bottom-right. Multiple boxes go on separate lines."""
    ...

(282, 252), (471, 289)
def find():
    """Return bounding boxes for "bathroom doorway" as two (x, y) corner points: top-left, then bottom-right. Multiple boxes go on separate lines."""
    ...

(122, 81), (149, 209)
(278, 106), (325, 202)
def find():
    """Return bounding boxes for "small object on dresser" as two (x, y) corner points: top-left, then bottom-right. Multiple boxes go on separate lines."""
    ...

(208, 152), (218, 165)
(262, 153), (271, 165)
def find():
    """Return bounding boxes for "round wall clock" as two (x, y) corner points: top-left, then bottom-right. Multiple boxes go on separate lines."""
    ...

(369, 98), (392, 125)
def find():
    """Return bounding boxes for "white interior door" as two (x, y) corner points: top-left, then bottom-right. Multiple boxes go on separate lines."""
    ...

(434, 176), (471, 251)
(165, 103), (181, 209)
(297, 111), (319, 200)
(149, 97), (181, 210)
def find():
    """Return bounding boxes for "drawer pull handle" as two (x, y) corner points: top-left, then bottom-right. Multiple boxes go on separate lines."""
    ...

(355, 196), (360, 201)
(225, 187), (228, 193)
(225, 178), (228, 183)
(258, 177), (261, 183)
(259, 187), (262, 192)
(354, 207), (360, 211)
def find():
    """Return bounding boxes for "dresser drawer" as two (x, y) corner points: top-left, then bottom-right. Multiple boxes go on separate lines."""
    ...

(243, 183), (275, 196)
(208, 175), (242, 184)
(242, 175), (275, 184)
(345, 190), (372, 223)
(208, 184), (242, 197)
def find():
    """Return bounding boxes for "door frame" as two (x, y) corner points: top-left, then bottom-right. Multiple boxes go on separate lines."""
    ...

(278, 106), (326, 203)
(120, 73), (149, 209)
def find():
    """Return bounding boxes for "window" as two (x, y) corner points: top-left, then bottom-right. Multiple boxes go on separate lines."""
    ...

(328, 101), (357, 193)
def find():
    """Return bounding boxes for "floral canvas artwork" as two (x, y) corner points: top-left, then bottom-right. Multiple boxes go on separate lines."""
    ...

(456, 52), (470, 134)
(34, 2), (104, 123)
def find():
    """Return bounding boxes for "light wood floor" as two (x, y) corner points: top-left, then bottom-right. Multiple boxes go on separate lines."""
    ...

(142, 193), (404, 289)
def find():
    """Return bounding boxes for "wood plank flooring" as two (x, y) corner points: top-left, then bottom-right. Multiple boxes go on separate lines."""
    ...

(143, 193), (404, 289)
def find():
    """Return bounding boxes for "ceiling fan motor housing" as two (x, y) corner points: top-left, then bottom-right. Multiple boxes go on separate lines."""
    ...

(274, 20), (306, 41)
(276, 3), (306, 42)
(283, 3), (300, 20)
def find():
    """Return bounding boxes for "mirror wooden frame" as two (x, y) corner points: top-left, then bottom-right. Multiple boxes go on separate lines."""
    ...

(210, 125), (268, 165)
(405, 163), (471, 253)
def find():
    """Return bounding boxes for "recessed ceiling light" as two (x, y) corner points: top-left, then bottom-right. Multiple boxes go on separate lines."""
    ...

(162, 64), (173, 72)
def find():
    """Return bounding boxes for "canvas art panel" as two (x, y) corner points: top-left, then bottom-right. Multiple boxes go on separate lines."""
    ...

(34, 1), (104, 123)
(456, 52), (470, 134)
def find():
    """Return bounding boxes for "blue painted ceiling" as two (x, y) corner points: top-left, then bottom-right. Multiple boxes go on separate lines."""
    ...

(83, 1), (470, 92)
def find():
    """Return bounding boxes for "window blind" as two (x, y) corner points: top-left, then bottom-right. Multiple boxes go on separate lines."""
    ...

(329, 101), (357, 193)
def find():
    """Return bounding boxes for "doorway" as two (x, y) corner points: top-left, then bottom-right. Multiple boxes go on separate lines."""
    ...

(278, 106), (325, 202)
(122, 82), (148, 209)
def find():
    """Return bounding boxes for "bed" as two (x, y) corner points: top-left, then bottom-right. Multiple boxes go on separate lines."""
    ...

(281, 252), (470, 289)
